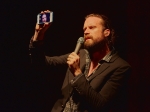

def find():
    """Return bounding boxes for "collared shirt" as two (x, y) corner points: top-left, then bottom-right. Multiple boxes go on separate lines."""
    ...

(63, 49), (113, 112)
(84, 49), (113, 80)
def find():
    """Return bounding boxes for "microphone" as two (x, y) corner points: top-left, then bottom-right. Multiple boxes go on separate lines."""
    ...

(74, 37), (84, 54)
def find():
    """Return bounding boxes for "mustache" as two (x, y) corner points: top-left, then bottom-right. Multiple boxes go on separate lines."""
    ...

(84, 35), (93, 40)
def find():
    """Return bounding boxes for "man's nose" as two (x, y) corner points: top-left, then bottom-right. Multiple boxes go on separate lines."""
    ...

(84, 29), (90, 35)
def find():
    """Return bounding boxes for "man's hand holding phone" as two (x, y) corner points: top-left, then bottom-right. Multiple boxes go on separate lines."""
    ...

(33, 10), (53, 41)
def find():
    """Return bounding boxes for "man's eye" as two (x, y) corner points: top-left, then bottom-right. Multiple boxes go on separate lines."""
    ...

(89, 26), (95, 29)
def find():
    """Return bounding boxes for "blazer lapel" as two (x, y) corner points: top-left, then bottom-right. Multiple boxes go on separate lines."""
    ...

(88, 52), (119, 81)
(88, 62), (110, 81)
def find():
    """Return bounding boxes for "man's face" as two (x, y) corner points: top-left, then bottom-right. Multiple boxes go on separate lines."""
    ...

(83, 17), (108, 51)
(42, 14), (47, 22)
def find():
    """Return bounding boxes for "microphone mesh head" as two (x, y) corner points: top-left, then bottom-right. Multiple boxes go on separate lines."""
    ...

(77, 37), (84, 43)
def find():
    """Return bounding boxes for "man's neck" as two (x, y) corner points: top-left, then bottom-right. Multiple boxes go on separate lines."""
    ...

(90, 46), (110, 64)
(87, 46), (110, 76)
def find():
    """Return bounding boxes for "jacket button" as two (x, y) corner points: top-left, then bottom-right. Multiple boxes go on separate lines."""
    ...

(61, 105), (64, 108)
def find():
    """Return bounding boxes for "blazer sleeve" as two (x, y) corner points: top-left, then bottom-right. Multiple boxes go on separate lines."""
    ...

(70, 62), (131, 111)
(45, 54), (69, 66)
(29, 38), (69, 66)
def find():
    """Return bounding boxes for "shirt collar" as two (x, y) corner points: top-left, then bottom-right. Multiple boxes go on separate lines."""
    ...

(84, 48), (115, 63)
(100, 47), (116, 63)
(101, 51), (113, 62)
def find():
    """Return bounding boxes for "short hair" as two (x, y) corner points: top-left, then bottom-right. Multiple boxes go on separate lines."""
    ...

(85, 14), (116, 48)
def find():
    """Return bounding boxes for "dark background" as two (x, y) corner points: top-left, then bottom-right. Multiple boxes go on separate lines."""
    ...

(1, 0), (150, 111)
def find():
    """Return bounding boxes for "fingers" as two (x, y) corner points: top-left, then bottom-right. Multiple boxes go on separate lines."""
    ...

(67, 52), (79, 64)
(67, 52), (82, 76)
(41, 10), (51, 14)
(67, 52), (78, 60)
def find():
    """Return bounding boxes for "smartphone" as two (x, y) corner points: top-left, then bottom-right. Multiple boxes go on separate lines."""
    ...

(37, 12), (53, 24)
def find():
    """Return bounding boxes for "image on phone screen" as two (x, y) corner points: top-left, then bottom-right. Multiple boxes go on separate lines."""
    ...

(37, 12), (53, 24)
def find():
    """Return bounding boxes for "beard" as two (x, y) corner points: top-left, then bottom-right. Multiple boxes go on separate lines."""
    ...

(84, 36), (106, 53)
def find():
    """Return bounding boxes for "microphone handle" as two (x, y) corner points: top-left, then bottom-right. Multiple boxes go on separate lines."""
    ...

(74, 43), (82, 54)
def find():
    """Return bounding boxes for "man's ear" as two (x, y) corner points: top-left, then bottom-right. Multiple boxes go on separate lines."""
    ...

(104, 29), (110, 37)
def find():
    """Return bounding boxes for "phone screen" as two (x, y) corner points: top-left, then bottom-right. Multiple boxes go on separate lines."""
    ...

(37, 12), (53, 24)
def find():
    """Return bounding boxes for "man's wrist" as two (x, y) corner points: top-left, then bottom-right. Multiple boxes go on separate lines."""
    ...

(70, 73), (83, 85)
(74, 69), (82, 76)
(33, 31), (45, 41)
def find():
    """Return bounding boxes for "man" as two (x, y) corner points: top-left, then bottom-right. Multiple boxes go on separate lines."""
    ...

(42, 13), (47, 22)
(29, 10), (131, 112)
